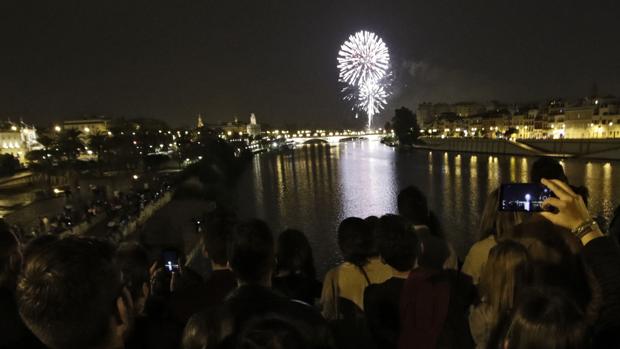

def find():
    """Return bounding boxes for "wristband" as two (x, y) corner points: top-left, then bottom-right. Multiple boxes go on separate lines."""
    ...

(572, 220), (598, 239)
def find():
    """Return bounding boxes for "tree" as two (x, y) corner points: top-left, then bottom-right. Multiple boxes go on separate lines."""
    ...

(391, 107), (420, 145)
(56, 129), (84, 161)
(0, 154), (20, 177)
(26, 150), (56, 191)
(37, 133), (55, 150)
(88, 132), (109, 172)
(384, 121), (392, 132)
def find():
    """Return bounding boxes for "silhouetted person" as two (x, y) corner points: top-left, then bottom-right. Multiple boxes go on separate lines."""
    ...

(462, 188), (523, 284)
(531, 157), (589, 206)
(0, 221), (45, 349)
(168, 208), (237, 324)
(364, 215), (418, 349)
(492, 288), (589, 349)
(469, 241), (532, 349)
(183, 219), (335, 349)
(273, 229), (322, 305)
(321, 217), (392, 320)
(16, 236), (133, 349)
(397, 186), (458, 269)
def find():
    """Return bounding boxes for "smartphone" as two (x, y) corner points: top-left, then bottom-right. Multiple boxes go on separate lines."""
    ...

(499, 183), (554, 212)
(161, 249), (180, 273)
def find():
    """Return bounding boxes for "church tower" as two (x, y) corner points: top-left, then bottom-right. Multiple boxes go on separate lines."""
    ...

(197, 114), (204, 128)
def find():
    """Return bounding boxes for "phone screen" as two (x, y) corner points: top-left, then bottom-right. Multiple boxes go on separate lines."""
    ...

(161, 249), (180, 273)
(499, 183), (554, 212)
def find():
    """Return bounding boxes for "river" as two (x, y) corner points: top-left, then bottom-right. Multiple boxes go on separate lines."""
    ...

(232, 141), (620, 277)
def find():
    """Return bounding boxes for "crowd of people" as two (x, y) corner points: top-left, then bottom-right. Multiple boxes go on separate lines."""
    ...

(1, 157), (620, 349)
(10, 178), (172, 243)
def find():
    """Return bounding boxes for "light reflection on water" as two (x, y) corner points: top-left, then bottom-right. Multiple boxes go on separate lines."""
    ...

(234, 142), (620, 277)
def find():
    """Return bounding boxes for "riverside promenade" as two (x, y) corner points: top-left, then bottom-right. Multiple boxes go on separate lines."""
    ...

(417, 137), (620, 160)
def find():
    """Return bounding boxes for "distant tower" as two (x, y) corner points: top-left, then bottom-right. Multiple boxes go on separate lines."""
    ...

(197, 114), (204, 128)
(247, 113), (261, 136)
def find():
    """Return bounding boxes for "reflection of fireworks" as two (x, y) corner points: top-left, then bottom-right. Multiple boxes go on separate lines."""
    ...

(337, 30), (391, 129)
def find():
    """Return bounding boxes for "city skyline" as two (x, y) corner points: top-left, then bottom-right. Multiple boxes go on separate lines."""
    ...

(1, 1), (620, 127)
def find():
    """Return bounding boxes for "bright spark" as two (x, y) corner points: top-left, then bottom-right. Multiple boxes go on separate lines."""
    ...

(337, 30), (391, 129)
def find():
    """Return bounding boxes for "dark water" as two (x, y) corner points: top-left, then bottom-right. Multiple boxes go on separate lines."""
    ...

(233, 141), (620, 277)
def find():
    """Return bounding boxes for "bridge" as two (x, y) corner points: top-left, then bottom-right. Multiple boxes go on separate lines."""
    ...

(287, 132), (385, 145)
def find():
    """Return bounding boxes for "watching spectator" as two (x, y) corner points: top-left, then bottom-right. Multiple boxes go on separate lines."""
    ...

(273, 229), (322, 305)
(492, 288), (588, 349)
(469, 240), (531, 349)
(0, 220), (45, 349)
(184, 219), (335, 349)
(364, 214), (418, 349)
(16, 236), (134, 349)
(462, 188), (523, 284)
(320, 217), (392, 320)
(398, 185), (458, 270)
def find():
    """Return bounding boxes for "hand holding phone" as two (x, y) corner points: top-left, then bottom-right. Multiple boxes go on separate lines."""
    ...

(161, 249), (180, 273)
(499, 183), (555, 212)
(539, 178), (593, 231)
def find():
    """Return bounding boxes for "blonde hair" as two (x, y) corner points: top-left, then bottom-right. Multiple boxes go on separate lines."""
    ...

(478, 188), (523, 241)
(479, 240), (531, 317)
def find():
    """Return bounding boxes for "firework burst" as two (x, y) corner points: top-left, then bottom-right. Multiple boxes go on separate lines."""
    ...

(337, 30), (391, 129)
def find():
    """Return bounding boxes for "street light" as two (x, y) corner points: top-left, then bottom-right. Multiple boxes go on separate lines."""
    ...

(54, 125), (61, 132)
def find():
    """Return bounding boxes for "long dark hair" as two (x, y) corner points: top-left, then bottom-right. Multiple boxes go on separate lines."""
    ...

(397, 185), (444, 238)
(492, 288), (589, 349)
(478, 188), (522, 241)
(275, 229), (316, 280)
(337, 217), (374, 268)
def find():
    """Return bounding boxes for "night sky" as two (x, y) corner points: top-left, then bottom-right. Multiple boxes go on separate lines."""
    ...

(1, 1), (619, 128)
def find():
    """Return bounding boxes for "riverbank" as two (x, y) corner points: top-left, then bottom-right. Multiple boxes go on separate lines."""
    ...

(411, 137), (620, 160)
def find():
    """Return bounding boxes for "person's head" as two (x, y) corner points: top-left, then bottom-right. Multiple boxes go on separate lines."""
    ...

(201, 208), (236, 268)
(116, 242), (150, 315)
(16, 236), (133, 349)
(235, 314), (310, 349)
(479, 240), (531, 315)
(497, 288), (589, 349)
(182, 309), (229, 349)
(514, 220), (593, 312)
(397, 186), (429, 226)
(229, 219), (274, 286)
(479, 188), (523, 241)
(531, 157), (567, 184)
(397, 186), (443, 237)
(0, 220), (21, 290)
(375, 214), (418, 273)
(337, 217), (374, 267)
(275, 229), (316, 279)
